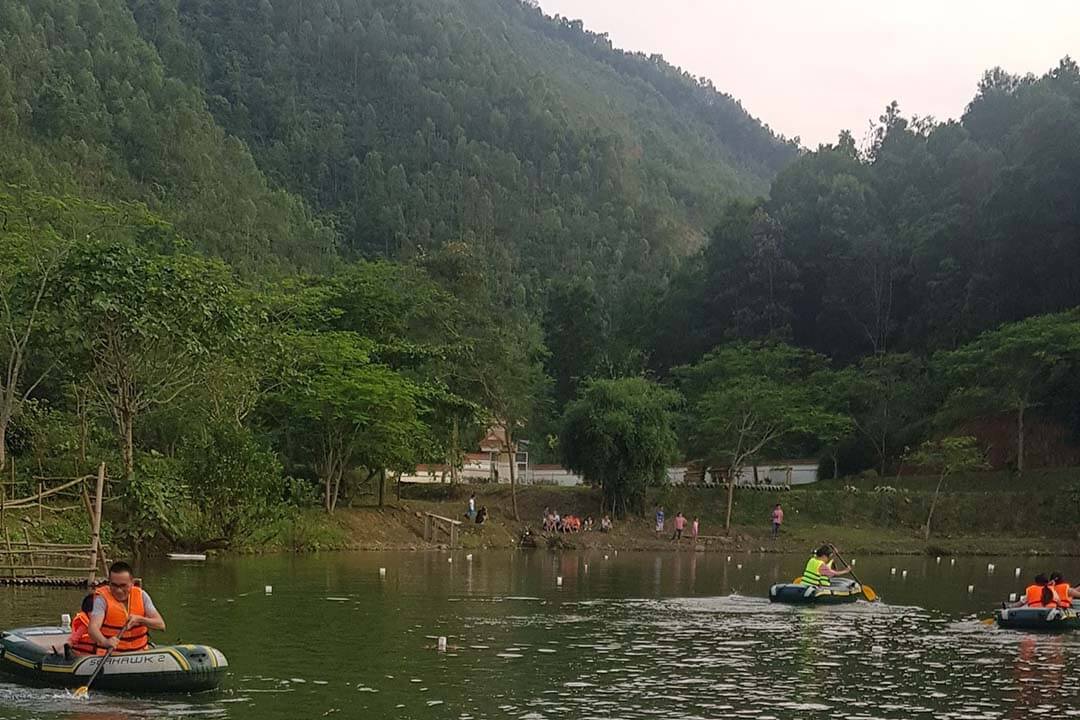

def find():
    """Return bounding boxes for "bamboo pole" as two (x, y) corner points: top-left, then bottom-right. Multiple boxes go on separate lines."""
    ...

(87, 463), (105, 585)
(36, 482), (42, 522)
(0, 549), (96, 557)
(0, 565), (95, 572)
(5, 529), (14, 579)
(23, 529), (31, 571)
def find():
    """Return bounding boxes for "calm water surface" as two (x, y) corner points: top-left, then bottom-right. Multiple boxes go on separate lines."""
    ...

(0, 550), (1078, 719)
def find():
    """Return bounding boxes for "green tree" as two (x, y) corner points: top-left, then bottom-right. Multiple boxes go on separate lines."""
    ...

(678, 343), (852, 532)
(56, 239), (248, 480)
(560, 377), (680, 516)
(905, 436), (987, 539)
(935, 311), (1080, 478)
(279, 331), (424, 514)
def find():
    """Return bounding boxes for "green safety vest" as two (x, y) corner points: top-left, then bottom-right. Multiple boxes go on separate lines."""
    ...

(802, 556), (830, 586)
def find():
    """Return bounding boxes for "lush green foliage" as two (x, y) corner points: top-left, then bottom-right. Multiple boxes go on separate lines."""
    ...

(560, 377), (680, 515)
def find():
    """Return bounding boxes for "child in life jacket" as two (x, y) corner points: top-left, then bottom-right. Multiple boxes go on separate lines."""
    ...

(1049, 572), (1080, 608)
(66, 593), (97, 657)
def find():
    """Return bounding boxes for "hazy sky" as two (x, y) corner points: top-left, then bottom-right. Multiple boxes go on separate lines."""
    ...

(538, 0), (1079, 147)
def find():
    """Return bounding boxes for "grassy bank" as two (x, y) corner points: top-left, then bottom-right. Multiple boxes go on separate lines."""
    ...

(17, 468), (1080, 558)
(258, 468), (1080, 556)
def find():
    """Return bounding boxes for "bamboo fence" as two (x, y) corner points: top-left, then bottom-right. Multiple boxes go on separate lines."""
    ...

(0, 463), (110, 586)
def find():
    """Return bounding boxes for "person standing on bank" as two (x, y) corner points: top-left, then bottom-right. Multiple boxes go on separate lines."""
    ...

(771, 503), (784, 539)
(87, 561), (166, 653)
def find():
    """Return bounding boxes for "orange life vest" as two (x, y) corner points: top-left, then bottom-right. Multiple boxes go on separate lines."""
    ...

(69, 611), (97, 655)
(1054, 583), (1073, 608)
(1025, 584), (1060, 608)
(94, 585), (149, 652)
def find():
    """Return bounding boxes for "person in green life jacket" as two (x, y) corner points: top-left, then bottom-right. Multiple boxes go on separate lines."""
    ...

(802, 545), (850, 586)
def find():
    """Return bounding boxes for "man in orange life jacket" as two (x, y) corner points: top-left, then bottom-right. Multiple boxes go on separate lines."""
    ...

(86, 561), (166, 654)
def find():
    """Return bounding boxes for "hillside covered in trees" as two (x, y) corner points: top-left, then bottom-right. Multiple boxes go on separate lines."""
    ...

(2, 0), (1080, 547)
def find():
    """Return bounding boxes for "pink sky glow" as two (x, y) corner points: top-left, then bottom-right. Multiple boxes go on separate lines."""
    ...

(539, 0), (1080, 147)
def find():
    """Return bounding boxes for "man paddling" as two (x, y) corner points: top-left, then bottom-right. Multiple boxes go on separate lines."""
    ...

(86, 561), (166, 654)
(801, 545), (851, 587)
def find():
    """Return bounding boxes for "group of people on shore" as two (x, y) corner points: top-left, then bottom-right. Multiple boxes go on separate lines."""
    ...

(465, 494), (488, 524)
(542, 507), (612, 533)
(1012, 572), (1080, 608)
(654, 507), (700, 542)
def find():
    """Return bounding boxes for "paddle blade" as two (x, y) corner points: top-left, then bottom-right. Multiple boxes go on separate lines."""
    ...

(981, 616), (996, 626)
(861, 584), (879, 602)
(72, 685), (89, 699)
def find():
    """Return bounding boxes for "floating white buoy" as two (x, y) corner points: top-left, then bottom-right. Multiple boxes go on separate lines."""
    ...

(556, 576), (563, 586)
(60, 614), (71, 631)
(604, 554), (609, 560)
(987, 563), (995, 573)
(1009, 593), (1018, 602)
(265, 585), (273, 594)
(736, 563), (742, 570)
(901, 570), (908, 579)
(726, 556), (732, 562)
(437, 637), (447, 652)
(950, 558), (956, 567)
(936, 556), (941, 564)
(967, 584), (974, 593)
(754, 575), (760, 582)
(890, 568), (896, 576)
(379, 567), (386, 578)
(584, 564), (588, 573)
(850, 559), (856, 566)
(1015, 567), (1022, 578)
(466, 554), (473, 561)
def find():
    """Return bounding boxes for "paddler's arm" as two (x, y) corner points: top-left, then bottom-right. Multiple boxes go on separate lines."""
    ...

(821, 563), (850, 577)
(129, 591), (166, 632)
(87, 604), (117, 649)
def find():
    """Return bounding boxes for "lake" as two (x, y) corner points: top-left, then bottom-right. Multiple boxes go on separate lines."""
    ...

(0, 550), (1077, 719)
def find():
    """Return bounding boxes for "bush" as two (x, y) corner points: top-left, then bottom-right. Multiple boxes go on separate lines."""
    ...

(178, 422), (285, 544)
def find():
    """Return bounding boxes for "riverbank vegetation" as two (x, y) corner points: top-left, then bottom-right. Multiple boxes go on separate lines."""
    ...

(1, 1), (1079, 555)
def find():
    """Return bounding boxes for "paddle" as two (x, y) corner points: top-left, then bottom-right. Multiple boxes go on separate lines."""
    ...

(72, 620), (130, 699)
(829, 544), (879, 602)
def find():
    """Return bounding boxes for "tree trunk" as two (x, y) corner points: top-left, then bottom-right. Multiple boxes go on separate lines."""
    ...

(450, 417), (460, 485)
(378, 468), (385, 507)
(724, 472), (736, 535)
(0, 422), (6, 474)
(324, 474), (333, 513)
(1016, 401), (1026, 478)
(832, 452), (839, 480)
(924, 470), (947, 540)
(506, 427), (519, 522)
(119, 407), (135, 482)
(396, 471), (401, 502)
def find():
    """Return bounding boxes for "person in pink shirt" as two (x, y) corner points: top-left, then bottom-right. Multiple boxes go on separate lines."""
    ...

(671, 511), (686, 542)
(771, 503), (784, 538)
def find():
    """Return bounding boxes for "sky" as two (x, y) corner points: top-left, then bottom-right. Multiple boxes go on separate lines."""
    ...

(537, 0), (1080, 148)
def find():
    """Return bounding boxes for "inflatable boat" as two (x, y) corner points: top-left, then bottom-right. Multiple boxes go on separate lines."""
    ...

(996, 607), (1080, 632)
(769, 577), (863, 605)
(0, 626), (227, 693)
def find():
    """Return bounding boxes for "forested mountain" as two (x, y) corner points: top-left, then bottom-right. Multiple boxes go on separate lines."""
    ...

(1, 0), (794, 283)
(651, 59), (1080, 370)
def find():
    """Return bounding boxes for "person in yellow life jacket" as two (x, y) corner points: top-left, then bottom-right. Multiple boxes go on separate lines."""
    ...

(67, 593), (97, 655)
(801, 545), (851, 587)
(87, 561), (166, 654)
(1022, 574), (1060, 608)
(1049, 572), (1080, 608)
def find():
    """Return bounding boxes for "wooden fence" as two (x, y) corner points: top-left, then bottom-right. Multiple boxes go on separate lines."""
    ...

(0, 463), (110, 586)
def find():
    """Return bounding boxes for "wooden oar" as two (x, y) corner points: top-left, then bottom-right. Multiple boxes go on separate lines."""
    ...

(72, 621), (129, 699)
(829, 545), (879, 602)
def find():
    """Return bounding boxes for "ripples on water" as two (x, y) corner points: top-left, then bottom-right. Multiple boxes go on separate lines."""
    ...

(3, 553), (1080, 720)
